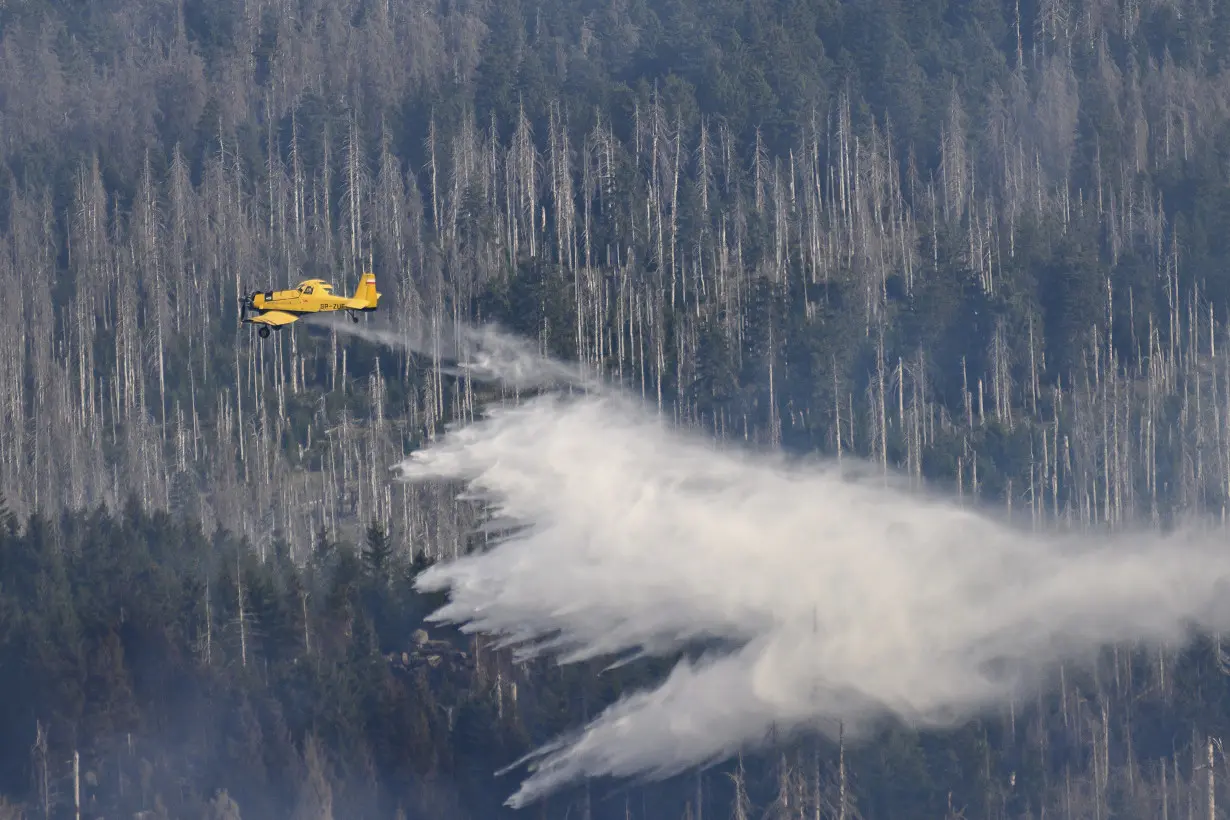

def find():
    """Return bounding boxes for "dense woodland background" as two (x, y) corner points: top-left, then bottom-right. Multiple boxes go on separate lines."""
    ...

(7, 0), (1230, 816)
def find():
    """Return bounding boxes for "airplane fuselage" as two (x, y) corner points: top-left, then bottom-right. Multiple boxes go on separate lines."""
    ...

(240, 274), (381, 337)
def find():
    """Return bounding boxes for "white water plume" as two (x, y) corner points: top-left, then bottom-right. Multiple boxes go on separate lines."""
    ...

(391, 386), (1230, 809)
(306, 314), (593, 390)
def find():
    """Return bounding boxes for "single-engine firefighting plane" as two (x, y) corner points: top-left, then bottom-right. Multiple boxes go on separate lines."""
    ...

(240, 272), (381, 337)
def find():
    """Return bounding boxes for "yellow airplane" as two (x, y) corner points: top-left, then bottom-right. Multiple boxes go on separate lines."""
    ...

(240, 272), (381, 337)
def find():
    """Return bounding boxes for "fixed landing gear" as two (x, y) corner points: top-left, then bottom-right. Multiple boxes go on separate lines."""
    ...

(258, 325), (271, 338)
(350, 311), (360, 323)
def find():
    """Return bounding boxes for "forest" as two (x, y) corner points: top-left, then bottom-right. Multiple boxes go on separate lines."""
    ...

(4, 0), (1230, 816)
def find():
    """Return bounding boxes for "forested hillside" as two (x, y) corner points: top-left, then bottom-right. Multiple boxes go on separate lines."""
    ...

(5, 0), (1230, 816)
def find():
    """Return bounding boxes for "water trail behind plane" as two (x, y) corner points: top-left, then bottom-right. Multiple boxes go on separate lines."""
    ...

(305, 314), (594, 391)
(318, 309), (1230, 808)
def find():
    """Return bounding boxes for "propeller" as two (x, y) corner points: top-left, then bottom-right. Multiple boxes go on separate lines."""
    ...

(238, 290), (259, 321)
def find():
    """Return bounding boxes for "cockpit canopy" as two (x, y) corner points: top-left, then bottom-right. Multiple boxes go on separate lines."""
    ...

(296, 279), (334, 296)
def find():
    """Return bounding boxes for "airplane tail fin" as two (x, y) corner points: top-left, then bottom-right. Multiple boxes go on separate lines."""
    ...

(352, 271), (381, 309)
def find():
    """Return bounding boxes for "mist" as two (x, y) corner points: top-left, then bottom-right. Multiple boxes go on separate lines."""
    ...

(363, 322), (1230, 808)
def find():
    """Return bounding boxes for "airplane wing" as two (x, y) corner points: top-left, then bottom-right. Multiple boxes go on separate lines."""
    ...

(245, 310), (300, 327)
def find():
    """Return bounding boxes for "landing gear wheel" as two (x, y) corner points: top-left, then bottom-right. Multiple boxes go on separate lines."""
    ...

(350, 311), (360, 323)
(258, 325), (271, 338)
